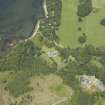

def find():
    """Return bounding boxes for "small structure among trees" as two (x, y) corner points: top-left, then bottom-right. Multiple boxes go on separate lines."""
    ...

(79, 75), (105, 92)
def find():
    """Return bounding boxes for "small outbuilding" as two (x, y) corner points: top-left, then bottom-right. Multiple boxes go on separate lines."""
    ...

(47, 51), (59, 57)
(79, 75), (105, 92)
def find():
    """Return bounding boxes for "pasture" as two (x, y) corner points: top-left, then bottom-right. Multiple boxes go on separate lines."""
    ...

(57, 0), (105, 47)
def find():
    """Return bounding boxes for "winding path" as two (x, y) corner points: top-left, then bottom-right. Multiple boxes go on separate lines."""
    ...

(52, 97), (68, 105)
(43, 0), (48, 18)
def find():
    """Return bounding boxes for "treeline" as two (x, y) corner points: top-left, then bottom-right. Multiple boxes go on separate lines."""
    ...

(0, 40), (40, 71)
(58, 44), (105, 85)
(0, 40), (55, 74)
(40, 0), (62, 41)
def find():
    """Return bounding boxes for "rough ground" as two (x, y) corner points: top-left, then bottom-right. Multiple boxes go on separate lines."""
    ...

(0, 74), (73, 105)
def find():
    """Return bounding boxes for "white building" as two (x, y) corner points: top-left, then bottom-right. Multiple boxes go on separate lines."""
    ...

(80, 75), (105, 92)
(47, 51), (59, 57)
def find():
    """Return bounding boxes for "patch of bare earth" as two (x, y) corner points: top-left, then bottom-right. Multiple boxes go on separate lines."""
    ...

(0, 74), (73, 105)
(29, 74), (73, 105)
(0, 85), (16, 105)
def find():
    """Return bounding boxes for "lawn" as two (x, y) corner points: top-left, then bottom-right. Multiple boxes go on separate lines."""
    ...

(57, 0), (105, 47)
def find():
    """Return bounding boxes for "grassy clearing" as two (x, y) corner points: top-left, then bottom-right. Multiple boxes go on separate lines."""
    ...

(50, 84), (70, 97)
(57, 0), (105, 47)
(0, 71), (10, 84)
(29, 74), (73, 105)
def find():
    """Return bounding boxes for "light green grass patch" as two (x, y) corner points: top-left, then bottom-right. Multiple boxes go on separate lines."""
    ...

(31, 33), (44, 47)
(90, 59), (103, 68)
(50, 84), (69, 97)
(94, 96), (105, 105)
(58, 0), (105, 47)
(92, 0), (105, 8)
(0, 71), (10, 84)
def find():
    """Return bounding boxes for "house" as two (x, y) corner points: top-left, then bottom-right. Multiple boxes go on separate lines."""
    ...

(79, 75), (105, 92)
(47, 51), (59, 57)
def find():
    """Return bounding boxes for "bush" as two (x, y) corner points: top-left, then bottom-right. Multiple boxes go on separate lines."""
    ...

(100, 18), (105, 26)
(77, 0), (92, 17)
(7, 71), (33, 97)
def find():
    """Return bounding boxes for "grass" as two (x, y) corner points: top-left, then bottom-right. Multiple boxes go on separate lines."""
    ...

(50, 84), (72, 97)
(57, 0), (105, 47)
(94, 96), (105, 105)
(50, 84), (67, 96)
(30, 74), (72, 104)
(0, 71), (33, 97)
(0, 71), (10, 84)
(7, 71), (33, 97)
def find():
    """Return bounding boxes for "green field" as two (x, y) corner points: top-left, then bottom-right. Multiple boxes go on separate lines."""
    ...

(57, 0), (105, 47)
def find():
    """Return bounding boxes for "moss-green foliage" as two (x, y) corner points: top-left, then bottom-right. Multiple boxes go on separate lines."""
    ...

(50, 84), (67, 96)
(0, 40), (56, 97)
(7, 71), (33, 97)
(58, 44), (105, 93)
(77, 0), (93, 17)
(0, 40), (40, 71)
(70, 91), (96, 105)
(0, 40), (56, 75)
(71, 46), (92, 64)
(40, 0), (62, 41)
(58, 62), (79, 89)
(100, 18), (105, 26)
(91, 92), (105, 105)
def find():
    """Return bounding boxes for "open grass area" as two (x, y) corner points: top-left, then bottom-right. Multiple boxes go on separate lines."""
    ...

(29, 74), (73, 105)
(50, 84), (71, 97)
(57, 0), (105, 47)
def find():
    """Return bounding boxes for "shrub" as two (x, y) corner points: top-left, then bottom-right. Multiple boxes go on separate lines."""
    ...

(100, 18), (105, 26)
(77, 0), (92, 17)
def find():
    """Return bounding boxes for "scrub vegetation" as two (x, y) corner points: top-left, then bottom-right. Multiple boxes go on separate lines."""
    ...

(0, 0), (105, 105)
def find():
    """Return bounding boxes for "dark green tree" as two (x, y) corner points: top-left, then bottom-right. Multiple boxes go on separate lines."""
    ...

(78, 34), (87, 45)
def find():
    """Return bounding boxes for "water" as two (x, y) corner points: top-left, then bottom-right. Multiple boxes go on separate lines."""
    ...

(0, 0), (43, 52)
(0, 0), (43, 38)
